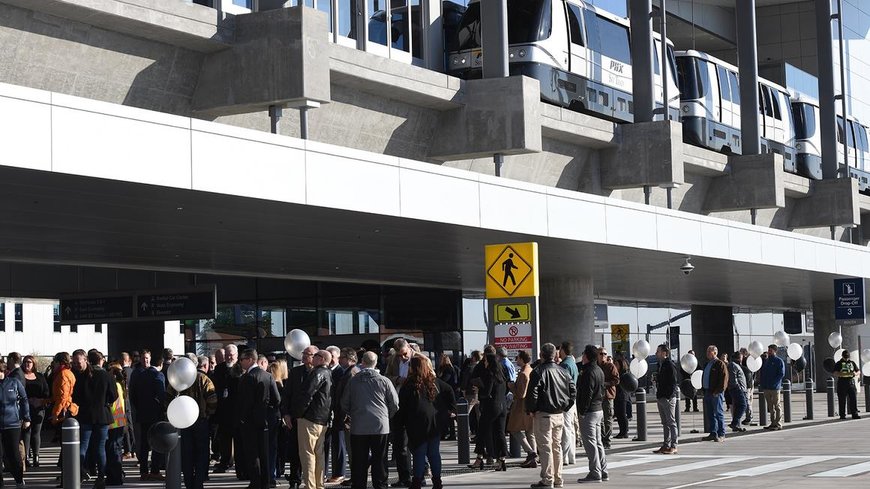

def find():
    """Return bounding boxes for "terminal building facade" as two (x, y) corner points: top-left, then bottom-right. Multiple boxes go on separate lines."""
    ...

(1, 0), (870, 384)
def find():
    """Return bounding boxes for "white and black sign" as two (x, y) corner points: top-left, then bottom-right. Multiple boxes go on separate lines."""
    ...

(60, 286), (216, 324)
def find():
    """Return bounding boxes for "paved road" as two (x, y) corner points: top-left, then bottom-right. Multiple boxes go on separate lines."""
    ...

(442, 417), (870, 488)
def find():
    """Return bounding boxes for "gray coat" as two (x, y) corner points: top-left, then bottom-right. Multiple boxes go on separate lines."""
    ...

(341, 367), (399, 435)
(728, 360), (747, 392)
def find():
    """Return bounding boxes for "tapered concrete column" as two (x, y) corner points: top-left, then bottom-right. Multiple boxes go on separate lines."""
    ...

(691, 305), (734, 363)
(629, 0), (654, 123)
(539, 277), (595, 353)
(736, 0), (760, 156)
(816, 0), (839, 179)
(812, 301), (860, 391)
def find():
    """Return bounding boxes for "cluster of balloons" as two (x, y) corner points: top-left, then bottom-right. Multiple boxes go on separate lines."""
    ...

(823, 332), (870, 375)
(148, 356), (201, 454)
(629, 340), (650, 378)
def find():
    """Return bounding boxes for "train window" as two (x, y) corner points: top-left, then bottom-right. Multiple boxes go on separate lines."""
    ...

(728, 71), (740, 104)
(653, 44), (660, 75)
(454, 2), (480, 50)
(507, 0), (553, 44)
(837, 116), (844, 144)
(770, 90), (782, 120)
(596, 16), (631, 65)
(858, 124), (869, 152)
(567, 4), (583, 46)
(718, 66), (731, 102)
(792, 103), (817, 140)
(676, 56), (706, 99)
(760, 86), (773, 117)
(846, 120), (856, 148)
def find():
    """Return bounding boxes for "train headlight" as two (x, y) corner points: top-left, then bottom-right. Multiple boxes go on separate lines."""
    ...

(518, 49), (527, 58)
(509, 52), (515, 59)
(452, 57), (458, 65)
(461, 58), (466, 64)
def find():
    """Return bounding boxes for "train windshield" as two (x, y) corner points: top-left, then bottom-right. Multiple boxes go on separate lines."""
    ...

(454, 0), (552, 51)
(792, 103), (817, 140)
(676, 56), (705, 100)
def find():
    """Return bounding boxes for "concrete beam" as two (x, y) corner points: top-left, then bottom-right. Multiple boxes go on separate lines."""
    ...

(703, 153), (785, 212)
(192, 6), (330, 117)
(600, 120), (684, 189)
(789, 178), (861, 228)
(429, 76), (542, 160)
(0, 0), (231, 52)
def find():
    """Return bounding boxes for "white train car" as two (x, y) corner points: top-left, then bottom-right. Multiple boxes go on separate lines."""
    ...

(447, 0), (680, 122)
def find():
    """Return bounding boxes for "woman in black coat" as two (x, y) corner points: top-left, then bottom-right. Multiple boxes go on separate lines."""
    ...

(469, 352), (508, 471)
(398, 355), (443, 489)
(72, 350), (118, 489)
(21, 355), (49, 467)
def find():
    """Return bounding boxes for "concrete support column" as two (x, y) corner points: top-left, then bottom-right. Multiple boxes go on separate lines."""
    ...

(735, 0), (760, 156)
(629, 0), (654, 123)
(539, 277), (595, 352)
(690, 305), (734, 360)
(812, 301), (860, 391)
(481, 0), (509, 78)
(816, 0), (839, 179)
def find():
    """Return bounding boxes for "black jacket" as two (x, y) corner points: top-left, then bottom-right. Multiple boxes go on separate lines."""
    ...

(576, 361), (604, 415)
(398, 382), (439, 450)
(478, 369), (507, 415)
(525, 361), (576, 414)
(281, 365), (309, 418)
(73, 366), (118, 425)
(656, 358), (679, 400)
(238, 366), (281, 429)
(211, 362), (242, 423)
(291, 365), (332, 425)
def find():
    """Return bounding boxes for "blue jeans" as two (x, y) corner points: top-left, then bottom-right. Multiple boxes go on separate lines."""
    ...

(181, 418), (210, 489)
(80, 424), (109, 477)
(331, 428), (347, 477)
(729, 388), (747, 427)
(703, 393), (725, 437)
(411, 436), (441, 480)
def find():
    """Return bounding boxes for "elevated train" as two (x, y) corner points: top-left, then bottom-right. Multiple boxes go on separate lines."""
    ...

(446, 0), (681, 122)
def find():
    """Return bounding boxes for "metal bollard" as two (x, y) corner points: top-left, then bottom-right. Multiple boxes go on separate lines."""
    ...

(166, 441), (182, 489)
(804, 378), (814, 420)
(827, 378), (836, 417)
(633, 388), (647, 442)
(865, 380), (870, 413)
(456, 398), (470, 465)
(783, 379), (792, 423)
(675, 390), (681, 437)
(509, 432), (522, 458)
(759, 391), (767, 427)
(62, 417), (81, 489)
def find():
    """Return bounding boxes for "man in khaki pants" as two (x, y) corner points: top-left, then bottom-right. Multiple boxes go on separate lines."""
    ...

(525, 343), (576, 489)
(291, 349), (334, 489)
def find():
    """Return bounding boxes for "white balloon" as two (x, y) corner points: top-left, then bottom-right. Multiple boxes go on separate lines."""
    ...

(630, 358), (649, 378)
(862, 349), (870, 363)
(863, 362), (870, 377)
(748, 341), (764, 359)
(746, 355), (763, 372)
(166, 357), (197, 392)
(680, 353), (698, 374)
(834, 348), (845, 363)
(632, 340), (651, 359)
(787, 342), (803, 361)
(773, 331), (790, 347)
(690, 370), (703, 390)
(851, 350), (859, 364)
(284, 328), (311, 359)
(828, 332), (843, 348)
(167, 395), (199, 429)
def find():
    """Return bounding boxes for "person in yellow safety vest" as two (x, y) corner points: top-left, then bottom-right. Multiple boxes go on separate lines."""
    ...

(833, 351), (860, 420)
(106, 363), (128, 486)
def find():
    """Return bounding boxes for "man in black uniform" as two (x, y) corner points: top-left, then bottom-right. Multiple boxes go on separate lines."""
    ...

(238, 349), (281, 489)
(211, 344), (242, 474)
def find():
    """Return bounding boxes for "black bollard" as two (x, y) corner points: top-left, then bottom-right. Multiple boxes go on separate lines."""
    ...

(166, 441), (182, 489)
(827, 378), (836, 417)
(633, 388), (647, 442)
(456, 398), (470, 465)
(675, 390), (681, 437)
(804, 378), (814, 420)
(759, 391), (767, 427)
(63, 417), (81, 489)
(865, 379), (870, 413)
(783, 379), (792, 423)
(509, 432), (522, 458)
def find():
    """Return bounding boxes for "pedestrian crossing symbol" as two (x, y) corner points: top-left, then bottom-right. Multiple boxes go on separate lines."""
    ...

(485, 242), (538, 299)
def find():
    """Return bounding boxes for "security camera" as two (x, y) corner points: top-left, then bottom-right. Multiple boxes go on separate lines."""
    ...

(680, 257), (694, 275)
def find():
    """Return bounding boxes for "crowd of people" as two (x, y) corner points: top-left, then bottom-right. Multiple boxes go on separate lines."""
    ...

(0, 338), (851, 489)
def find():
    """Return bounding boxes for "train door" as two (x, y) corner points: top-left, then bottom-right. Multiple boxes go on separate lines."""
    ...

(727, 70), (741, 153)
(857, 123), (869, 170)
(715, 65), (735, 152)
(582, 9), (613, 117)
(759, 85), (773, 149)
(566, 2), (587, 79)
(837, 116), (846, 167)
(595, 14), (632, 120)
(847, 119), (860, 169)
(770, 89), (785, 144)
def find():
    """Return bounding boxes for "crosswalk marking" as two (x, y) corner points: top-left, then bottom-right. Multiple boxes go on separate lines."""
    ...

(562, 455), (660, 474)
(809, 461), (870, 478)
(630, 457), (752, 476)
(719, 456), (839, 476)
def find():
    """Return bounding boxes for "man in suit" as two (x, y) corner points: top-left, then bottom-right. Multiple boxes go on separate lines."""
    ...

(129, 350), (166, 481)
(238, 349), (281, 489)
(384, 339), (413, 487)
(292, 349), (333, 489)
(282, 345), (319, 488)
(212, 344), (242, 474)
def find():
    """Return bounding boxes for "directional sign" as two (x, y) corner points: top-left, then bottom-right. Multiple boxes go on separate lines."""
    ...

(60, 296), (135, 323)
(495, 303), (531, 322)
(834, 278), (865, 324)
(138, 289), (216, 320)
(485, 242), (539, 299)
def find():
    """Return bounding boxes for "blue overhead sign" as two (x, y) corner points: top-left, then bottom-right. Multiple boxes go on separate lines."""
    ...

(834, 278), (865, 324)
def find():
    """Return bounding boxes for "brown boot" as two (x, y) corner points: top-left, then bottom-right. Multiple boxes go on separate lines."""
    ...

(432, 476), (443, 489)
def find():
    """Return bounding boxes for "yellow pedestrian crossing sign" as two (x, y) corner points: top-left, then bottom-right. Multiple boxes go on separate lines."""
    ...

(485, 242), (538, 299)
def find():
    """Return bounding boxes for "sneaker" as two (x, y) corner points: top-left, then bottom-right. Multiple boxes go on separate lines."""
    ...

(669, 447), (679, 454)
(652, 447), (669, 454)
(577, 476), (602, 484)
(741, 419), (751, 425)
(601, 472), (609, 482)
(853, 415), (861, 419)
(554, 481), (564, 488)
(530, 482), (553, 488)
(701, 434), (717, 441)
(715, 436), (726, 442)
